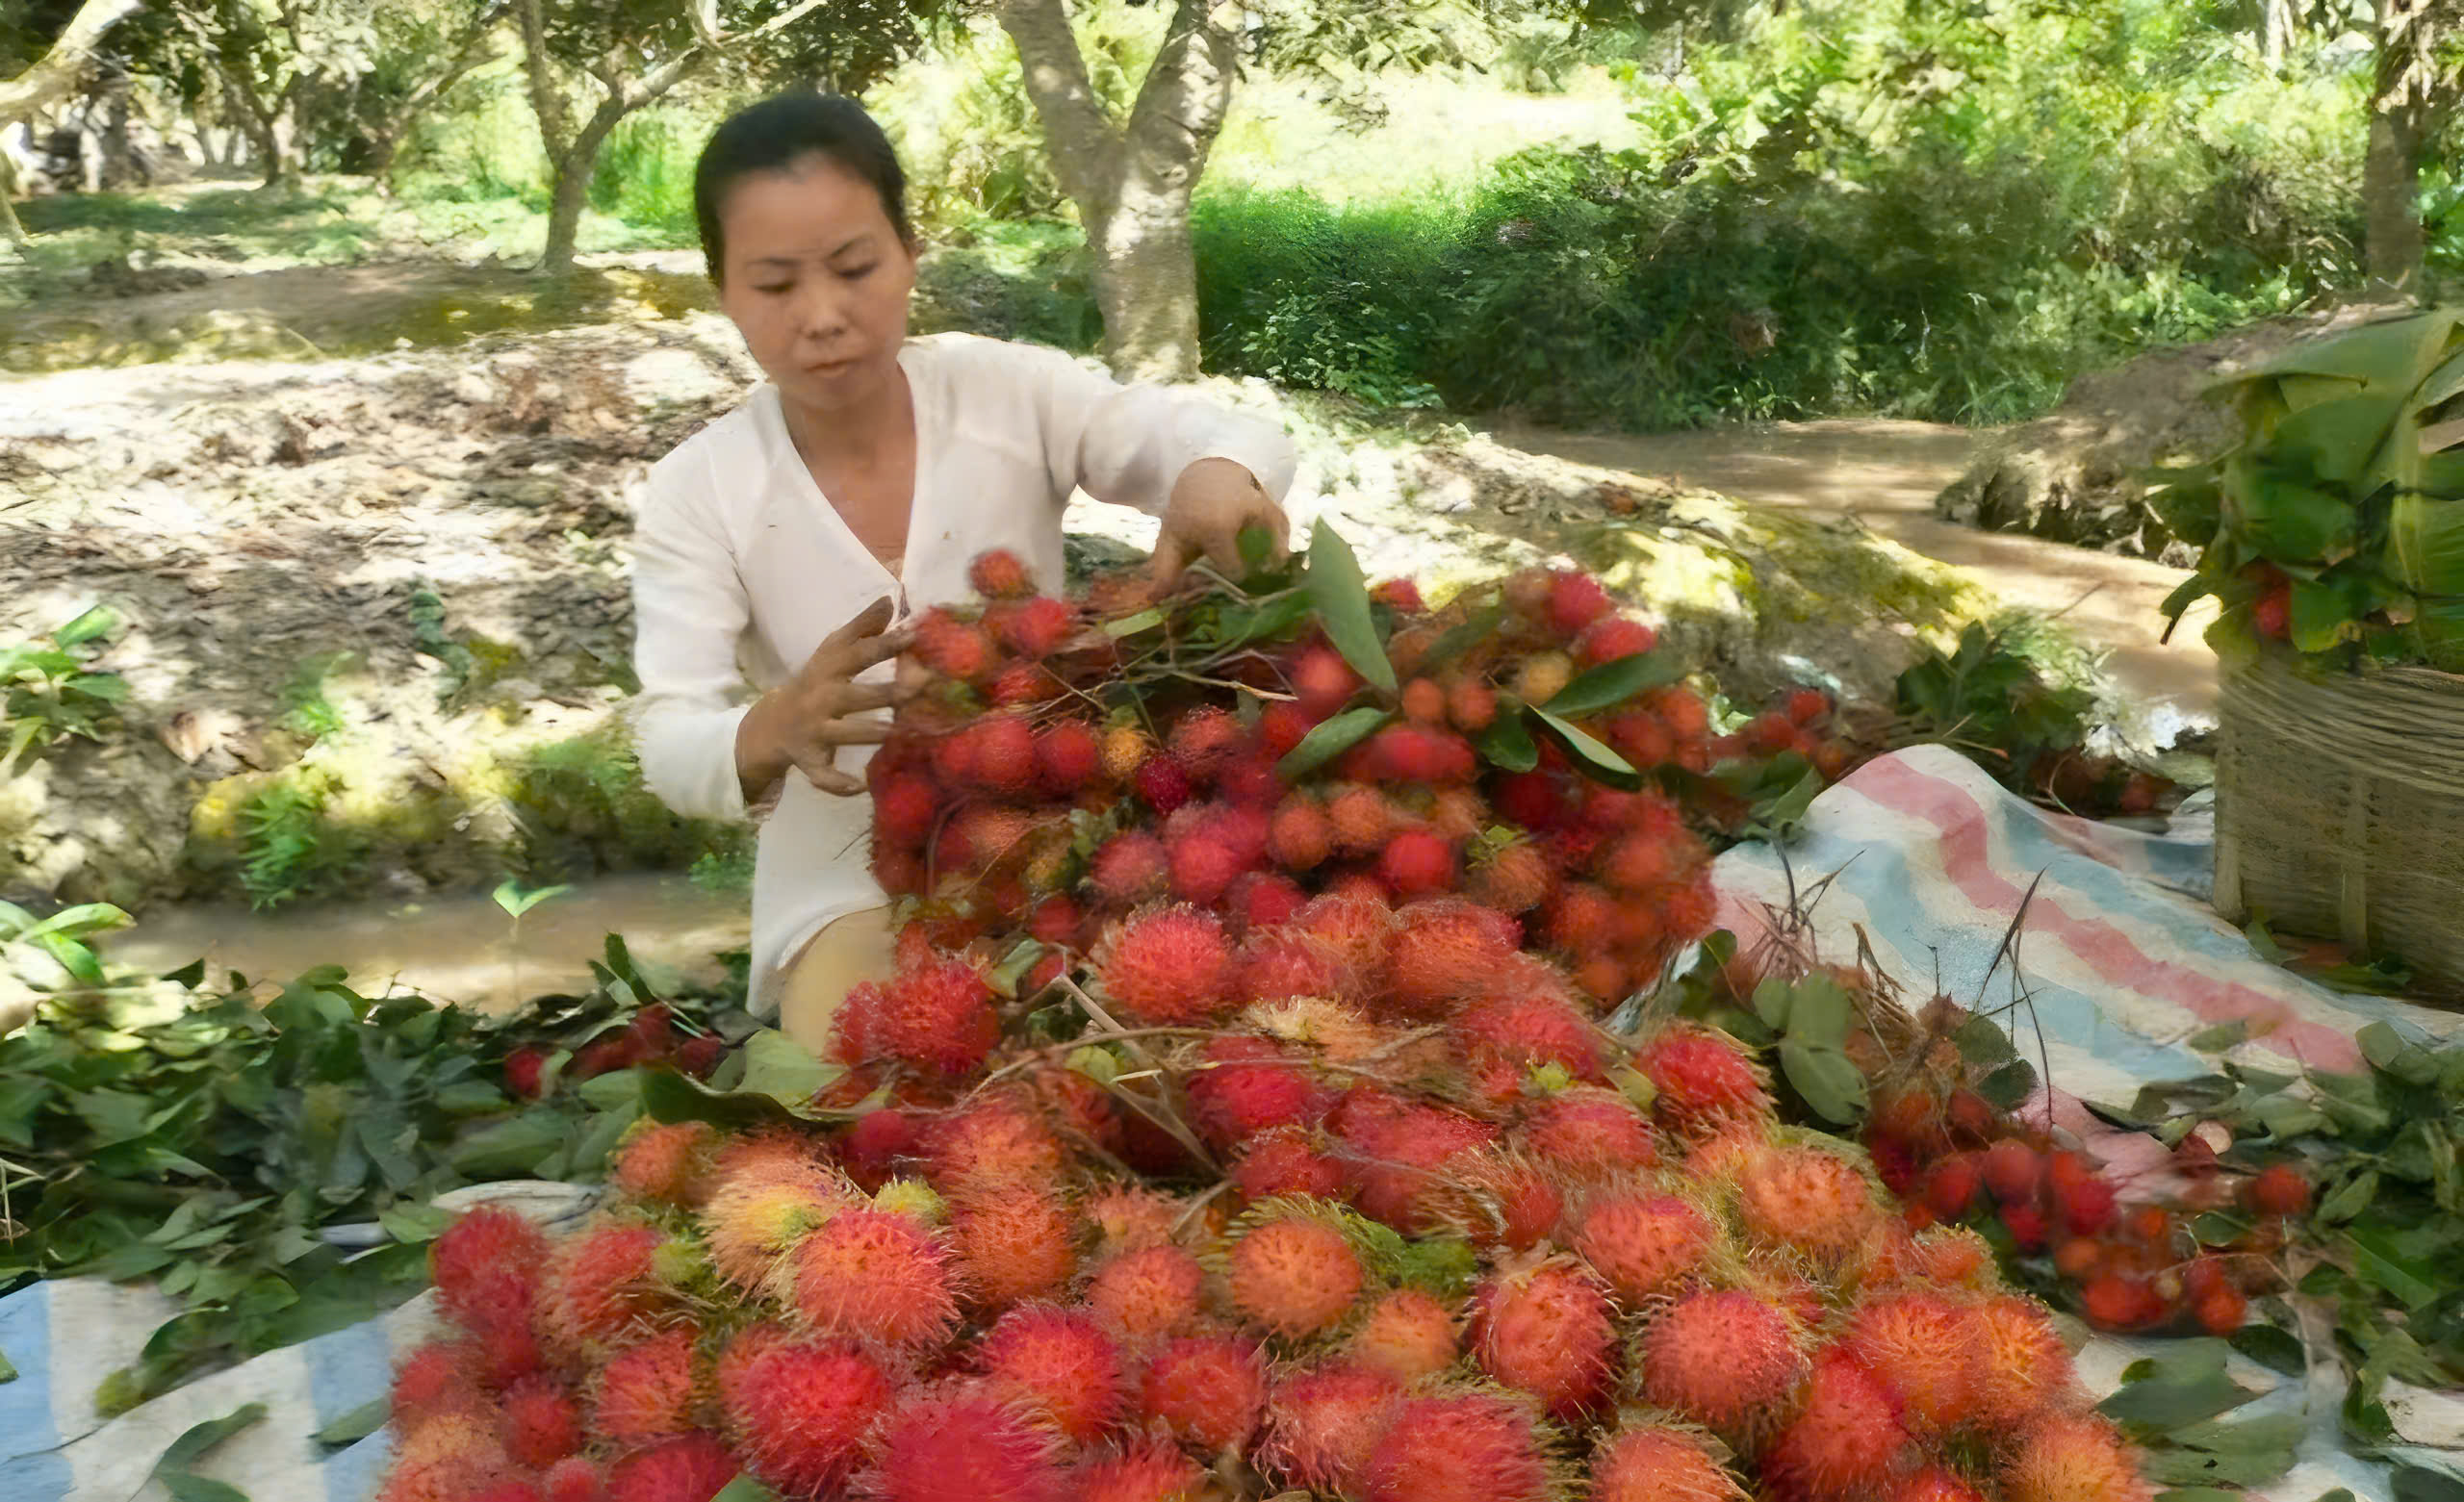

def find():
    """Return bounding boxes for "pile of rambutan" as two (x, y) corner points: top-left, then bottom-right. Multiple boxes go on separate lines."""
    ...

(374, 544), (2156, 1502)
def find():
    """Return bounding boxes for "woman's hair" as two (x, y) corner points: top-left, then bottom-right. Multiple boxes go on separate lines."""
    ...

(692, 92), (912, 283)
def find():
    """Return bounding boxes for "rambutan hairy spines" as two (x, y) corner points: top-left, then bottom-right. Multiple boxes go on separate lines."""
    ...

(1092, 904), (1234, 1024)
(1140, 1333), (1269, 1454)
(1468, 1257), (1619, 1419)
(431, 1207), (548, 1333)
(1591, 1424), (1749, 1502)
(1085, 1243), (1208, 1346)
(789, 1206), (961, 1351)
(1233, 1126), (1350, 1204)
(1185, 1034), (1324, 1149)
(1224, 1201), (1369, 1338)
(1511, 1087), (1659, 1180)
(1070, 1439), (1207, 1502)
(1569, 1183), (1718, 1302)
(391, 1342), (476, 1425)
(863, 1384), (1067, 1502)
(918, 1090), (1069, 1193)
(698, 1159), (854, 1290)
(1091, 831), (1170, 904)
(1262, 1361), (1403, 1494)
(1348, 1286), (1461, 1386)
(1760, 1350), (1916, 1502)
(1843, 1290), (1982, 1434)
(724, 1337), (897, 1497)
(975, 1304), (1128, 1444)
(1969, 1296), (2078, 1426)
(589, 1326), (701, 1447)
(1999, 1413), (2156, 1502)
(1637, 1288), (1809, 1441)
(605, 1433), (739, 1502)
(541, 1457), (606, 1502)
(1736, 1142), (1889, 1262)
(1359, 1390), (1554, 1502)
(969, 547), (1036, 600)
(541, 1220), (668, 1356)
(948, 1180), (1080, 1311)
(1633, 1024), (1774, 1135)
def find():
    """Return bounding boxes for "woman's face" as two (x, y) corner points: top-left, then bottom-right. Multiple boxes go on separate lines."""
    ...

(715, 154), (918, 416)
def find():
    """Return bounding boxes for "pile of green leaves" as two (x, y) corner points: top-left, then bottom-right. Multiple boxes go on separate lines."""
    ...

(2154, 310), (2464, 673)
(0, 920), (748, 1411)
(1, 605), (129, 776)
(1896, 619), (2099, 779)
(2093, 1020), (2464, 1458)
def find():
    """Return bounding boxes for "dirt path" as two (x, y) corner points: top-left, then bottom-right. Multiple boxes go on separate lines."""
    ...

(1489, 418), (2220, 716)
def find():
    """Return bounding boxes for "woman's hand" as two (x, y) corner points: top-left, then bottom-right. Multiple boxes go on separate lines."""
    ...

(735, 597), (910, 802)
(1148, 458), (1289, 585)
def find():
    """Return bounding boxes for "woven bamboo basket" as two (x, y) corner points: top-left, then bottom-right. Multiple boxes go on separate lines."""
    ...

(2215, 649), (2464, 1002)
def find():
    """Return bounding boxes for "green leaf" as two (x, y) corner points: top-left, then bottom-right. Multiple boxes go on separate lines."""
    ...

(2360, 1022), (2441, 1085)
(52, 604), (121, 647)
(1952, 1014), (2019, 1065)
(2227, 1323), (2307, 1377)
(2186, 1021), (2249, 1054)
(1752, 978), (1794, 1031)
(578, 1067), (646, 1110)
(2316, 1169), (2379, 1226)
(2346, 1227), (2443, 1310)
(2289, 576), (2362, 652)
(712, 1476), (785, 1502)
(1750, 767), (1826, 837)
(2395, 1466), (2464, 1502)
(492, 881), (571, 920)
(159, 1474), (251, 1502)
(1236, 522), (1276, 577)
(733, 1031), (836, 1107)
(1303, 520), (1397, 693)
(1778, 1039), (1867, 1124)
(1527, 707), (1640, 790)
(151, 1402), (267, 1492)
(2141, 1446), (2298, 1487)
(1476, 712), (1538, 773)
(1102, 607), (1165, 638)
(1978, 1059), (2040, 1110)
(1543, 651), (1684, 716)
(1276, 706), (1393, 780)
(2098, 1369), (2258, 1432)
(1784, 975), (1852, 1049)
(312, 1397), (389, 1447)
(2169, 1412), (2307, 1454)
(447, 1110), (570, 1177)
(0, 1347), (14, 1383)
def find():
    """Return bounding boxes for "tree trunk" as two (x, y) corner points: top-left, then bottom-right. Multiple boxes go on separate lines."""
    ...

(2260, 0), (2292, 69)
(1000, 0), (1240, 381)
(0, 0), (146, 120)
(2363, 102), (2425, 295)
(539, 111), (622, 272)
(0, 150), (27, 248)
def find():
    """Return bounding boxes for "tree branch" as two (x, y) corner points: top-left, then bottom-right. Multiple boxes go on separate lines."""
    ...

(1120, 0), (1241, 191)
(998, 0), (1126, 219)
(511, 0), (575, 161)
(0, 0), (146, 122)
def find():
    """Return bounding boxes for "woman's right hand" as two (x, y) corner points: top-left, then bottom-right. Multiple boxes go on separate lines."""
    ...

(735, 597), (910, 802)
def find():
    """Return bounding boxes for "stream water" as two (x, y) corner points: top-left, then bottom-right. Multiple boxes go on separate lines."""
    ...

(94, 418), (2215, 1006)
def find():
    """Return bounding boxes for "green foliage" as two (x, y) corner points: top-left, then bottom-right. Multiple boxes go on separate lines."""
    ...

(1895, 617), (2102, 786)
(588, 107), (706, 238)
(276, 651), (354, 741)
(0, 927), (746, 1408)
(236, 770), (354, 910)
(2154, 307), (2464, 672)
(0, 606), (129, 776)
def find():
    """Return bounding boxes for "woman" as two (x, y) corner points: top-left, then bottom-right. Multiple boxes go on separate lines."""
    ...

(629, 93), (1298, 1046)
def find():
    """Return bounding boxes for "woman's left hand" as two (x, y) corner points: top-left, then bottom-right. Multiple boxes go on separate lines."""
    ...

(1148, 458), (1289, 585)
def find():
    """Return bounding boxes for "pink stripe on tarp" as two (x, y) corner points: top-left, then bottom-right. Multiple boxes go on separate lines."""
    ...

(1843, 758), (2364, 1074)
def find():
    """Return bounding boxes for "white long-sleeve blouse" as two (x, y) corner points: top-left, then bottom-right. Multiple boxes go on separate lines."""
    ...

(628, 331), (1300, 1015)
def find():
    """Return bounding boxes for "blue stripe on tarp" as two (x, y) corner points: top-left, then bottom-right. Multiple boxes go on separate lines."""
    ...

(304, 1312), (400, 1502)
(0, 1285), (73, 1500)
(323, 1425), (394, 1502)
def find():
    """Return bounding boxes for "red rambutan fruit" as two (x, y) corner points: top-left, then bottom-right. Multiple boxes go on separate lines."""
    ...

(1233, 1126), (1350, 1203)
(1187, 1035), (1323, 1147)
(965, 715), (1039, 797)
(1133, 752), (1195, 814)
(1844, 1291), (1981, 1435)
(605, 1433), (739, 1502)
(1339, 1103), (1498, 1231)
(987, 661), (1057, 706)
(875, 956), (1001, 1077)
(950, 1182), (1080, 1311)
(1070, 1440), (1206, 1502)
(1035, 720), (1102, 792)
(790, 1207), (960, 1350)
(1348, 1286), (1460, 1384)
(914, 609), (996, 683)
(1999, 1413), (2154, 1502)
(1291, 893), (1398, 976)
(1168, 823), (1250, 904)
(1447, 677), (1500, 732)
(1378, 828), (1456, 898)
(993, 595), (1075, 657)
(1467, 841), (1554, 914)
(1737, 1145), (1885, 1261)
(391, 1343), (476, 1424)
(1260, 700), (1316, 755)
(1401, 678), (1448, 725)
(1326, 785), (1396, 856)
(612, 1121), (719, 1209)
(1141, 1334), (1268, 1453)
(865, 1386), (1067, 1502)
(696, 1162), (850, 1290)
(1470, 1259), (1619, 1418)
(1511, 1088), (1658, 1179)
(1262, 1362), (1402, 1494)
(1428, 1150), (1565, 1250)
(1093, 905), (1233, 1024)
(1086, 1244), (1208, 1345)
(723, 1337), (895, 1497)
(1027, 894), (1083, 947)
(1571, 1187), (1716, 1301)
(1892, 1465), (1989, 1502)
(1269, 797), (1335, 871)
(1968, 1296), (2076, 1426)
(1760, 1350), (1915, 1502)
(1091, 831), (1170, 904)
(541, 1221), (665, 1354)
(431, 1207), (548, 1334)
(969, 548), (1035, 600)
(591, 1327), (699, 1446)
(1633, 1025), (1771, 1134)
(1234, 871), (1308, 931)
(1293, 646), (1362, 720)
(1541, 882), (1619, 957)
(542, 1457), (606, 1502)
(1577, 615), (1657, 666)
(976, 1304), (1127, 1444)
(1454, 989), (1606, 1081)
(1228, 1210), (1366, 1337)
(1361, 1391), (1553, 1502)
(1383, 899), (1520, 1017)
(1638, 1288), (1808, 1437)
(1591, 1426), (1748, 1502)
(502, 1375), (583, 1468)
(918, 1093), (1068, 1193)
(502, 1045), (551, 1101)
(1168, 708), (1245, 777)
(1547, 571), (1616, 637)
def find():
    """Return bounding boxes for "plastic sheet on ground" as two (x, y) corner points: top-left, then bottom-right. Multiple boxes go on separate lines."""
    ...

(4, 746), (2459, 1500)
